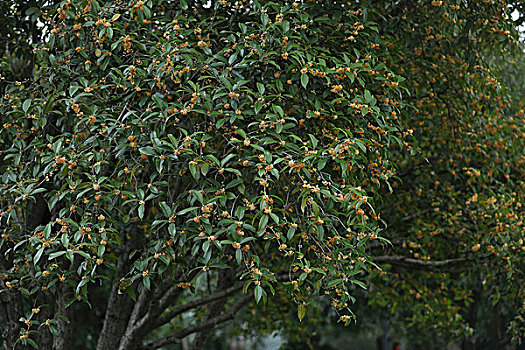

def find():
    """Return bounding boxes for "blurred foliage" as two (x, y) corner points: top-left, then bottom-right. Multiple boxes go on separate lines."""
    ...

(273, 1), (525, 349)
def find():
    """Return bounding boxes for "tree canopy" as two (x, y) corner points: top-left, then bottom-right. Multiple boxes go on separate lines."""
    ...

(0, 1), (523, 349)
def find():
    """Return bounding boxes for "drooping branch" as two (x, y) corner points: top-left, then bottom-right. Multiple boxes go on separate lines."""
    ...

(373, 255), (471, 271)
(132, 266), (202, 336)
(139, 294), (251, 350)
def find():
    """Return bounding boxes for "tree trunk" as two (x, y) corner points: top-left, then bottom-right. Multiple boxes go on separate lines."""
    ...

(96, 283), (135, 350)
(96, 248), (135, 350)
(34, 293), (55, 350)
(53, 293), (73, 350)
(0, 287), (24, 350)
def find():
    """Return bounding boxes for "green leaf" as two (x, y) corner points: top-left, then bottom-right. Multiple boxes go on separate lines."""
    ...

(126, 288), (137, 301)
(98, 245), (105, 257)
(258, 214), (269, 234)
(44, 223), (52, 238)
(168, 223), (177, 237)
(326, 278), (343, 288)
(138, 204), (145, 219)
(257, 82), (265, 95)
(242, 281), (252, 294)
(301, 197), (307, 213)
(219, 76), (232, 91)
(312, 201), (320, 216)
(76, 278), (89, 293)
(287, 226), (296, 240)
(220, 153), (236, 167)
(364, 90), (372, 103)
(76, 250), (91, 259)
(301, 74), (309, 89)
(298, 304), (306, 321)
(49, 325), (59, 337)
(159, 202), (171, 217)
(261, 13), (268, 26)
(177, 207), (199, 215)
(282, 20), (290, 33)
(189, 163), (200, 180)
(143, 276), (150, 290)
(34, 247), (45, 264)
(273, 105), (284, 117)
(317, 158), (327, 170)
(255, 101), (262, 114)
(254, 285), (265, 303)
(206, 154), (220, 166)
(235, 248), (242, 264)
(193, 190), (204, 204)
(139, 147), (156, 156)
(201, 162), (210, 175)
(226, 178), (243, 189)
(308, 134), (318, 149)
(26, 338), (38, 349)
(22, 99), (32, 113)
(48, 195), (59, 211)
(351, 279), (367, 289)
(48, 251), (66, 260)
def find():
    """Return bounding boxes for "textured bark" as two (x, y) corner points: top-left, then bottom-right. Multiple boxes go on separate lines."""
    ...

(373, 255), (470, 271)
(52, 293), (73, 350)
(0, 285), (24, 350)
(139, 294), (251, 350)
(96, 282), (135, 350)
(34, 293), (55, 350)
(117, 265), (197, 350)
(117, 288), (151, 350)
(95, 249), (136, 350)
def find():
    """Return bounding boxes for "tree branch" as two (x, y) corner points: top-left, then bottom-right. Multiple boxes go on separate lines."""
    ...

(373, 255), (470, 271)
(95, 241), (137, 350)
(119, 261), (216, 347)
(140, 293), (251, 350)
(118, 286), (151, 350)
(151, 282), (244, 331)
(147, 267), (201, 323)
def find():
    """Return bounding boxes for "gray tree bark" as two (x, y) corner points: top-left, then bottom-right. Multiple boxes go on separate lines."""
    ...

(0, 284), (25, 350)
(96, 248), (136, 350)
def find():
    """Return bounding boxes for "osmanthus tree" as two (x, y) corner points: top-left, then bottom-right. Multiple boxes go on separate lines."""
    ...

(1, 1), (524, 349)
(0, 0), (410, 349)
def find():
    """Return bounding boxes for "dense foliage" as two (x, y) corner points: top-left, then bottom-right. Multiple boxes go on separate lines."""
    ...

(0, 0), (523, 349)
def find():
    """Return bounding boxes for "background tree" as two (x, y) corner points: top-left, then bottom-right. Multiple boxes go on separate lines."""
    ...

(270, 1), (525, 349)
(369, 0), (524, 347)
